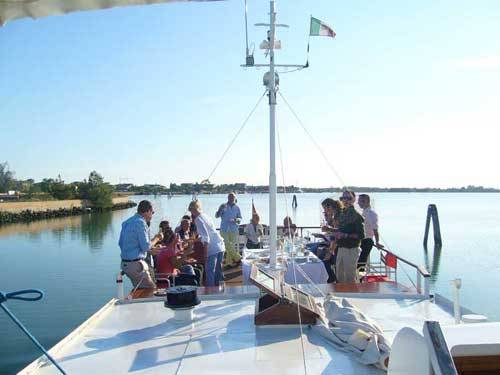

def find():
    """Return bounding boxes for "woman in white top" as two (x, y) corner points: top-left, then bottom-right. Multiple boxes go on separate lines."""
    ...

(245, 214), (264, 249)
(188, 199), (225, 287)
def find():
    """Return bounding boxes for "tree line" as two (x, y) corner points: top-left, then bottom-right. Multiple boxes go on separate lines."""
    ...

(0, 162), (114, 208)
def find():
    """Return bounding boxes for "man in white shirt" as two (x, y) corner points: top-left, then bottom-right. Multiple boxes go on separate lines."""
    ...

(189, 199), (225, 287)
(357, 194), (382, 266)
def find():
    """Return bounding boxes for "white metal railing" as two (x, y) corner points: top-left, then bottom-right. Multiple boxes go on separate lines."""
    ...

(220, 225), (432, 297)
(366, 244), (431, 298)
(299, 226), (432, 298)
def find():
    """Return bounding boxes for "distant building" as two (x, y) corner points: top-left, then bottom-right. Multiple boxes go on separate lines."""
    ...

(115, 184), (134, 192)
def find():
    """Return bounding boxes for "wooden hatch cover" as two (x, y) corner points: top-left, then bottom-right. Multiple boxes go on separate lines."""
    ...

(249, 264), (321, 325)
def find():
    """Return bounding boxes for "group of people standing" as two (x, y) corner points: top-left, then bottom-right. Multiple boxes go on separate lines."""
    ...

(118, 191), (381, 291)
(318, 191), (381, 283)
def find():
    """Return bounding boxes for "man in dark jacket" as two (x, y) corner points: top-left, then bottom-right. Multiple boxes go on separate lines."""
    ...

(334, 191), (365, 283)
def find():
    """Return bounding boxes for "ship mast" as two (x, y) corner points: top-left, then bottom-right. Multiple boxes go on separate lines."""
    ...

(243, 0), (304, 268)
(268, 0), (278, 268)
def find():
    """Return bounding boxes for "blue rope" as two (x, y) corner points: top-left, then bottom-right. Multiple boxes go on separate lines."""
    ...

(0, 289), (66, 375)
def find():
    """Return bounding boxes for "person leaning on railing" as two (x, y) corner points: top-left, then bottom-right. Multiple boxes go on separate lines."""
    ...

(333, 191), (365, 283)
(118, 200), (163, 289)
(357, 194), (382, 269)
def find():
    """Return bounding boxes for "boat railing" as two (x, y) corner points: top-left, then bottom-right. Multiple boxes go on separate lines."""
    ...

(423, 321), (459, 375)
(230, 225), (432, 298)
(369, 244), (431, 298)
(295, 226), (432, 298)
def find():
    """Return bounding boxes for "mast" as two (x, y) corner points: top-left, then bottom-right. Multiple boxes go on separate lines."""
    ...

(242, 0), (304, 268)
(268, 0), (278, 268)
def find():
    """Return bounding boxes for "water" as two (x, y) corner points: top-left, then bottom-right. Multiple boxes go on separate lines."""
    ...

(0, 193), (499, 374)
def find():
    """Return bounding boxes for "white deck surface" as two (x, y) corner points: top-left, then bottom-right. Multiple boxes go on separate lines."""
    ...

(346, 297), (456, 343)
(25, 295), (457, 375)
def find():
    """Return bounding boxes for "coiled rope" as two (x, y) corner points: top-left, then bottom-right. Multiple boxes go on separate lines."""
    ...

(0, 289), (66, 374)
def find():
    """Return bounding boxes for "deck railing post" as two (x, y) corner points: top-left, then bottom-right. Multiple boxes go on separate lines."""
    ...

(116, 272), (124, 301)
(417, 271), (422, 294)
(424, 275), (430, 299)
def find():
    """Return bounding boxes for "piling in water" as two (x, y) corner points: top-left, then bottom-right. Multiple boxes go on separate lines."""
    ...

(423, 204), (442, 248)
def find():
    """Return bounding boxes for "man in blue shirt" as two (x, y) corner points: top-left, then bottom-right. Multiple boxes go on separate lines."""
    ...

(215, 192), (242, 267)
(119, 200), (162, 289)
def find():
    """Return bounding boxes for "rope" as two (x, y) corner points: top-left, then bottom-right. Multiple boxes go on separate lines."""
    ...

(204, 90), (267, 183)
(0, 289), (66, 375)
(278, 91), (346, 188)
(276, 118), (308, 375)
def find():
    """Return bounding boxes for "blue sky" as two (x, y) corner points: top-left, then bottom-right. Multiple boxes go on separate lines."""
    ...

(1, 0), (499, 188)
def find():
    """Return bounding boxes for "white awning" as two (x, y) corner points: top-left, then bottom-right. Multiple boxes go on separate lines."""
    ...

(0, 0), (222, 27)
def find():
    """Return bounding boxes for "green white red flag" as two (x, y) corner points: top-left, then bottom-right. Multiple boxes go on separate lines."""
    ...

(309, 16), (336, 38)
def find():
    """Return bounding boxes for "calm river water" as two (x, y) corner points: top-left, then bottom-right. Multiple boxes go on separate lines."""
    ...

(1, 193), (499, 373)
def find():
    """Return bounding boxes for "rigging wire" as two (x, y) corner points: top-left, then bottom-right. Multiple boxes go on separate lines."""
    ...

(276, 117), (308, 375)
(203, 90), (267, 183)
(292, 260), (327, 298)
(278, 91), (345, 188)
(379, 235), (418, 290)
(278, 91), (422, 290)
(276, 115), (326, 298)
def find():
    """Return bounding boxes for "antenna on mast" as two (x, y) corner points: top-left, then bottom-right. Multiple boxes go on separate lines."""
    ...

(243, 0), (254, 66)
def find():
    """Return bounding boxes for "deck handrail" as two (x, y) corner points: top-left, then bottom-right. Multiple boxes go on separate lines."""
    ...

(371, 243), (431, 297)
(229, 225), (432, 297)
(293, 226), (430, 277)
(372, 244), (431, 278)
(293, 226), (432, 297)
(423, 321), (458, 375)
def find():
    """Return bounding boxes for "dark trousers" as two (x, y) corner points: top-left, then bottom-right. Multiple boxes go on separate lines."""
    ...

(358, 238), (374, 267)
(323, 252), (337, 283)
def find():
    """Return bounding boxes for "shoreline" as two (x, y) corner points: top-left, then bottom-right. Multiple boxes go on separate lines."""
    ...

(0, 198), (137, 225)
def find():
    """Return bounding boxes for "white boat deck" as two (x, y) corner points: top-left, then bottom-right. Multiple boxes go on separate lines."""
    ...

(21, 289), (458, 375)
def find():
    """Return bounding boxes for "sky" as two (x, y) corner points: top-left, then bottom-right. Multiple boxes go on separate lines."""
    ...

(1, 0), (500, 188)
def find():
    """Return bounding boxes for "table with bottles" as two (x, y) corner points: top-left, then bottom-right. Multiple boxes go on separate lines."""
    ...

(241, 237), (329, 285)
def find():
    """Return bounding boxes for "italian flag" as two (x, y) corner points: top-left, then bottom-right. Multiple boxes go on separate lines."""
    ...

(310, 16), (336, 38)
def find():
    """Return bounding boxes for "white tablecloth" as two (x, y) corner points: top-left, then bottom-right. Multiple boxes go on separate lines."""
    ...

(241, 257), (328, 285)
